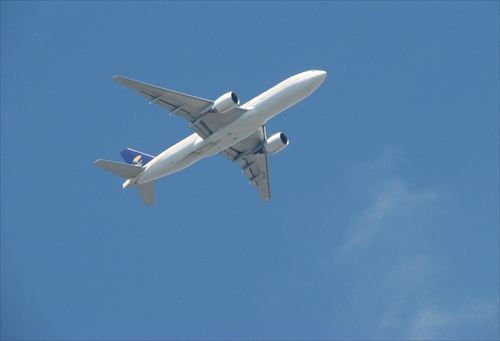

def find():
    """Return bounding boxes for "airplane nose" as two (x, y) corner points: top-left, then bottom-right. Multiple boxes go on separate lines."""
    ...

(312, 70), (327, 82)
(306, 70), (327, 93)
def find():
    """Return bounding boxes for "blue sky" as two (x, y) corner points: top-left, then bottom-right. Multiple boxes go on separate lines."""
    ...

(1, 1), (498, 340)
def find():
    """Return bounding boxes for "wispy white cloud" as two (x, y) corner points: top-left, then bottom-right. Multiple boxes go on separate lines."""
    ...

(325, 147), (492, 339)
(325, 147), (498, 340)
(407, 301), (498, 340)
(369, 255), (498, 340)
(338, 147), (440, 254)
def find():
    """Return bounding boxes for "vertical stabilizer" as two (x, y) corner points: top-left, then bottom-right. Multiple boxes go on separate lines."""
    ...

(121, 148), (154, 167)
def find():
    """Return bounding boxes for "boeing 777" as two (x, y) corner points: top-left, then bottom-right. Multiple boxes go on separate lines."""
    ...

(94, 70), (327, 206)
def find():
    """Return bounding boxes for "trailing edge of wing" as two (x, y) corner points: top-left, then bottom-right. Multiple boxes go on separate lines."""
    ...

(241, 153), (271, 202)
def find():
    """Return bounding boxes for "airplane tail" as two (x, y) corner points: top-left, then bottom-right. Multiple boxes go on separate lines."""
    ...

(136, 181), (155, 206)
(93, 159), (155, 206)
(94, 159), (144, 179)
(120, 148), (154, 167)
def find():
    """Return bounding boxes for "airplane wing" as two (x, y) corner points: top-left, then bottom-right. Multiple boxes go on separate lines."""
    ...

(112, 76), (246, 139)
(221, 126), (271, 202)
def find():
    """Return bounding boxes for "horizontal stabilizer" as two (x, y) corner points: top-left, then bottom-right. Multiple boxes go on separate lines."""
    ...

(94, 159), (144, 179)
(121, 148), (154, 166)
(136, 181), (155, 206)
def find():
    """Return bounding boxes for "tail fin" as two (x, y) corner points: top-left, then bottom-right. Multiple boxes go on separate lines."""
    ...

(136, 181), (155, 206)
(120, 148), (154, 167)
(94, 159), (144, 179)
(94, 159), (155, 206)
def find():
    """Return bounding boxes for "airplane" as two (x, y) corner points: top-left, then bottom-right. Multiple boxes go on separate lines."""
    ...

(94, 70), (327, 206)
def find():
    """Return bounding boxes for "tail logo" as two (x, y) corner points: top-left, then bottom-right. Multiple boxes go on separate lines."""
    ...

(120, 148), (153, 166)
(133, 155), (143, 166)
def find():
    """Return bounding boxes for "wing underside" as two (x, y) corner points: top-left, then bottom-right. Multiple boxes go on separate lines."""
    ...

(221, 126), (271, 202)
(112, 76), (246, 139)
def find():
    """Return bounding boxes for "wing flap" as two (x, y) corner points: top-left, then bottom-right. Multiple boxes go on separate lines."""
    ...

(240, 153), (271, 202)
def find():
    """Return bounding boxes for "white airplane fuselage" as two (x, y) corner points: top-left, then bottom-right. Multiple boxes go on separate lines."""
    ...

(123, 70), (327, 188)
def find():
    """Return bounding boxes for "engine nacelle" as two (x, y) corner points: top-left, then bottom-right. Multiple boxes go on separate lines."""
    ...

(263, 132), (289, 155)
(212, 92), (239, 114)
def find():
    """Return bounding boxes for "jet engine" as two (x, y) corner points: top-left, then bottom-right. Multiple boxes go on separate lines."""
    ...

(263, 132), (289, 154)
(212, 92), (239, 114)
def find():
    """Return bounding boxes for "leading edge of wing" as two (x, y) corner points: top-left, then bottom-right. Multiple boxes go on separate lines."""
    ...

(112, 75), (248, 139)
(112, 75), (213, 104)
(112, 75), (213, 121)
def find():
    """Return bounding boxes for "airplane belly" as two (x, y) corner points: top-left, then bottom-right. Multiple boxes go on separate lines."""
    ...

(137, 151), (201, 184)
(256, 84), (309, 121)
(207, 116), (261, 152)
(136, 136), (210, 184)
(241, 74), (315, 125)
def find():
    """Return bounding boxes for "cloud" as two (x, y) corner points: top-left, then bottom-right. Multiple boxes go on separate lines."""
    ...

(408, 301), (498, 340)
(325, 147), (498, 340)
(338, 149), (440, 254)
(327, 148), (455, 337)
(371, 255), (498, 340)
